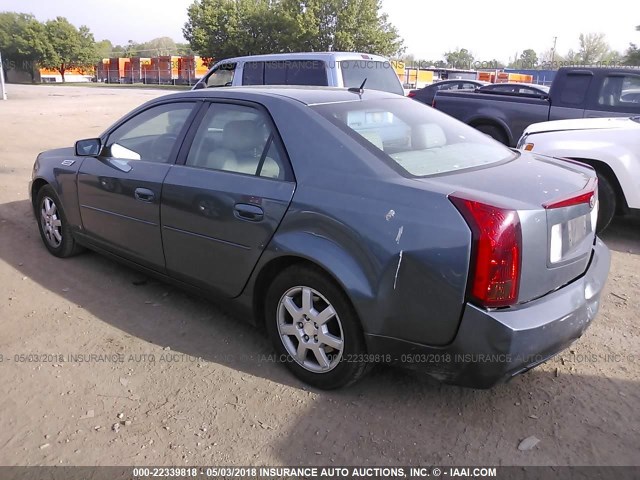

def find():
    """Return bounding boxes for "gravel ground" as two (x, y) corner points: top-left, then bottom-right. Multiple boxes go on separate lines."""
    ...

(0, 84), (638, 467)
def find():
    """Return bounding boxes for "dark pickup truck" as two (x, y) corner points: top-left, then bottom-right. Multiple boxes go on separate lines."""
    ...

(432, 67), (640, 146)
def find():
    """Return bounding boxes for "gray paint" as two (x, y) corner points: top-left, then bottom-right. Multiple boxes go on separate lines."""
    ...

(29, 86), (611, 387)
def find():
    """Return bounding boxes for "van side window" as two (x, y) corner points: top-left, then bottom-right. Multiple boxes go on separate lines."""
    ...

(243, 62), (264, 85)
(264, 60), (328, 86)
(206, 63), (236, 87)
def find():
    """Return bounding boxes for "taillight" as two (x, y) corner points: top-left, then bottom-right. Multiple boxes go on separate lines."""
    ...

(542, 177), (597, 209)
(408, 91), (416, 98)
(450, 194), (522, 308)
(432, 99), (436, 108)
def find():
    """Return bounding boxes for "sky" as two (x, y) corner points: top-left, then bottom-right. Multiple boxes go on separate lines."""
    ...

(2, 0), (638, 63)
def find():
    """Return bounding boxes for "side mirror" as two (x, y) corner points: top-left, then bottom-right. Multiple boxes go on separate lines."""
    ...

(75, 138), (102, 156)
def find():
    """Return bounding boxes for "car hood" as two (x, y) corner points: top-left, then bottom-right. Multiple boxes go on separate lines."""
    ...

(524, 116), (640, 135)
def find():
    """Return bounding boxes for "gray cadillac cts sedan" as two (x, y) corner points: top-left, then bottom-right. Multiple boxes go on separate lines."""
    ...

(30, 87), (610, 389)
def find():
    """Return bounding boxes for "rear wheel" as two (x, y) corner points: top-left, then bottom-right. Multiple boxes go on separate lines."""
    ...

(475, 124), (508, 145)
(265, 265), (369, 389)
(35, 185), (82, 258)
(596, 173), (616, 233)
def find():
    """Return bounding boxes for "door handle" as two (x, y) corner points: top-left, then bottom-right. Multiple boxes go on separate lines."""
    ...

(234, 203), (264, 221)
(134, 188), (155, 203)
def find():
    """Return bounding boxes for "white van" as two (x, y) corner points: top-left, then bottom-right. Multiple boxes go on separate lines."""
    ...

(192, 52), (404, 96)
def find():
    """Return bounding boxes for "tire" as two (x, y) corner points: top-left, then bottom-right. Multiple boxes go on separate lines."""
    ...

(35, 185), (83, 258)
(595, 173), (616, 233)
(475, 124), (508, 145)
(265, 265), (369, 389)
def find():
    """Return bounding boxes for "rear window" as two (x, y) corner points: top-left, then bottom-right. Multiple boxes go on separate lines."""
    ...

(312, 98), (516, 177)
(340, 60), (404, 96)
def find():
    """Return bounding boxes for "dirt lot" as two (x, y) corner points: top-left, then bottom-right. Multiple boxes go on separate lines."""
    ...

(0, 84), (638, 467)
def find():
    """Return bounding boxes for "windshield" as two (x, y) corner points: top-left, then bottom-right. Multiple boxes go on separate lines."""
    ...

(340, 60), (404, 96)
(206, 63), (236, 87)
(312, 98), (516, 177)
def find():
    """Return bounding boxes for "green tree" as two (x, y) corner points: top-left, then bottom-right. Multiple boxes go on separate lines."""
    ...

(578, 32), (610, 64)
(444, 48), (474, 69)
(183, 0), (404, 62)
(0, 12), (49, 81)
(41, 17), (99, 81)
(519, 48), (538, 68)
(95, 39), (113, 59)
(623, 43), (640, 65)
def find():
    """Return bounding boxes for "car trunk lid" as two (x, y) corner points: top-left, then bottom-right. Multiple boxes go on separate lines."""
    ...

(431, 152), (597, 305)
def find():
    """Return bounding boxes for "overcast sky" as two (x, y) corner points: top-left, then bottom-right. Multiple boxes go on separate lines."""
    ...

(3, 0), (638, 62)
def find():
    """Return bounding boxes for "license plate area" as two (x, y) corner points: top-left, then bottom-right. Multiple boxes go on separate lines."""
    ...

(547, 204), (595, 267)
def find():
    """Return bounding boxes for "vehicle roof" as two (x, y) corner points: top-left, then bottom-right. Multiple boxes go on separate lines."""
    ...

(483, 82), (547, 89)
(170, 85), (401, 105)
(212, 52), (391, 65)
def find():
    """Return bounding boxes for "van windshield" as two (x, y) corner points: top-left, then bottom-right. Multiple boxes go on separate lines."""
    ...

(340, 60), (404, 96)
(312, 98), (516, 177)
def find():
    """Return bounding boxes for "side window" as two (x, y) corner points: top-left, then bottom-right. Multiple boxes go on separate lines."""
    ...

(106, 103), (194, 163)
(242, 62), (264, 85)
(206, 63), (236, 87)
(286, 60), (328, 86)
(599, 75), (640, 106)
(185, 103), (288, 180)
(559, 74), (592, 106)
(264, 60), (328, 86)
(264, 61), (287, 85)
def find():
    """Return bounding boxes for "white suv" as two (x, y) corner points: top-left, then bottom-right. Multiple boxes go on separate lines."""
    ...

(518, 116), (640, 232)
(192, 52), (404, 96)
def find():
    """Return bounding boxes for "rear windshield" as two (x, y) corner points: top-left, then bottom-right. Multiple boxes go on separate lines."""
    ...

(340, 60), (404, 96)
(312, 98), (516, 177)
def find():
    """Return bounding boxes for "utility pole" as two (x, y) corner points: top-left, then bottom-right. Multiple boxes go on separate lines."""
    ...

(0, 51), (8, 100)
(551, 37), (558, 64)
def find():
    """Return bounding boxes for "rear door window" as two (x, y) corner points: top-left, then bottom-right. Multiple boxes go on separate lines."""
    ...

(558, 73), (592, 106)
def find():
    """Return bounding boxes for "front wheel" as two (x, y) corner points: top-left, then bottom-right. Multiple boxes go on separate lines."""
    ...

(265, 265), (369, 389)
(35, 185), (82, 258)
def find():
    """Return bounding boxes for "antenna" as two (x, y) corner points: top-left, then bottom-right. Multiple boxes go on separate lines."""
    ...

(348, 78), (367, 96)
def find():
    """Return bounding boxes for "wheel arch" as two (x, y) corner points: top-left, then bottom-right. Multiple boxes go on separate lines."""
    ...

(250, 236), (376, 333)
(30, 178), (50, 213)
(467, 118), (511, 145)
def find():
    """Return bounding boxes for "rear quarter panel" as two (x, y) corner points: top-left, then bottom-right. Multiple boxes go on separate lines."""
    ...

(249, 97), (472, 346)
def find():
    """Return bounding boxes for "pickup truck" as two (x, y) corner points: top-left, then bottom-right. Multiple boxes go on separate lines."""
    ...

(432, 67), (640, 146)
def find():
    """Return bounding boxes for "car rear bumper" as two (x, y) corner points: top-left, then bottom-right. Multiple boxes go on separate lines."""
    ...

(366, 237), (611, 388)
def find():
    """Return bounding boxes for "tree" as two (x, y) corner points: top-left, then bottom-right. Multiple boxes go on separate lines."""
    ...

(578, 32), (610, 64)
(519, 49), (538, 68)
(41, 17), (99, 81)
(444, 48), (474, 69)
(0, 12), (49, 81)
(623, 43), (640, 66)
(95, 39), (113, 59)
(183, 0), (404, 61)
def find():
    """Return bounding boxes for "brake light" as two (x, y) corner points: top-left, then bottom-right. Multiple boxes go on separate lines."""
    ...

(450, 194), (522, 308)
(408, 91), (416, 98)
(543, 177), (597, 209)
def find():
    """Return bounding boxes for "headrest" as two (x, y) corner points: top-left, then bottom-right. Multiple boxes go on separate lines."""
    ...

(222, 120), (261, 151)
